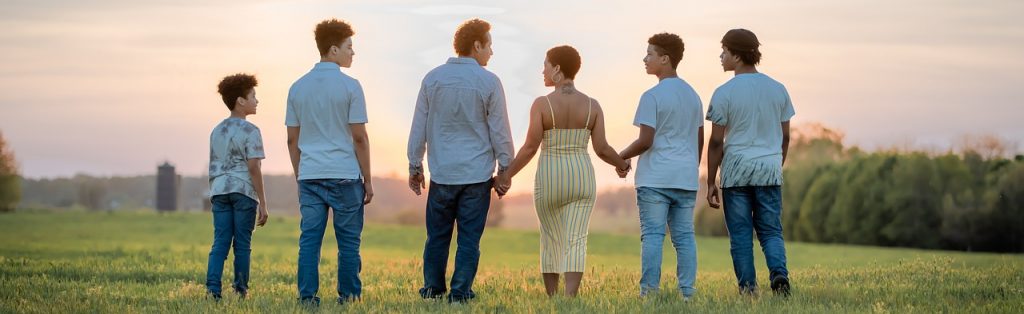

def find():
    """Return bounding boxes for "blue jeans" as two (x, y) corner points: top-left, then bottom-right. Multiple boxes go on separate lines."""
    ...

(420, 179), (492, 302)
(636, 187), (698, 297)
(723, 185), (789, 292)
(205, 193), (257, 295)
(297, 179), (365, 301)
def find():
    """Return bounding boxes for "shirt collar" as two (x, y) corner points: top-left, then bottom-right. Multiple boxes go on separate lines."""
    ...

(313, 61), (341, 70)
(447, 57), (480, 65)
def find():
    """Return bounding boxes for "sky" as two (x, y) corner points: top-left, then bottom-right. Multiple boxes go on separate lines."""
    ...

(1, 0), (1023, 191)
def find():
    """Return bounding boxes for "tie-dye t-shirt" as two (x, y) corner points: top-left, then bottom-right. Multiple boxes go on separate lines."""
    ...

(209, 117), (265, 202)
(706, 73), (795, 188)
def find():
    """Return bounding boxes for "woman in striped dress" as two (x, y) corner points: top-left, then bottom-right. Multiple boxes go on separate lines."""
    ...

(496, 46), (631, 297)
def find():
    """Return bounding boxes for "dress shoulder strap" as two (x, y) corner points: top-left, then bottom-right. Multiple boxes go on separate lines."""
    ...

(544, 95), (556, 129)
(584, 97), (593, 129)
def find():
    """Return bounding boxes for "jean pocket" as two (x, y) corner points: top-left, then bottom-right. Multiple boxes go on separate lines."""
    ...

(636, 188), (667, 205)
(331, 182), (364, 213)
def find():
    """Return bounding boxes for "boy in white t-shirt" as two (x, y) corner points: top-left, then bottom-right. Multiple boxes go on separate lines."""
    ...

(619, 33), (704, 299)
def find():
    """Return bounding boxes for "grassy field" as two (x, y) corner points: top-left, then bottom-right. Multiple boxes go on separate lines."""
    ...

(0, 210), (1021, 313)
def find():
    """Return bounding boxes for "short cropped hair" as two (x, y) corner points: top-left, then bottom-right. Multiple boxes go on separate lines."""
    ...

(217, 73), (257, 111)
(721, 28), (761, 65)
(647, 33), (685, 69)
(453, 19), (491, 56)
(546, 45), (581, 80)
(315, 19), (354, 57)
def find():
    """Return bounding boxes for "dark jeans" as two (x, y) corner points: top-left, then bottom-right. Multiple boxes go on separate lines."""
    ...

(723, 185), (789, 292)
(205, 193), (257, 295)
(420, 179), (492, 302)
(297, 179), (365, 301)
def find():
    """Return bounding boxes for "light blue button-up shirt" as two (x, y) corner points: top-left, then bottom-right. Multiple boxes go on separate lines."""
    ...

(408, 57), (515, 185)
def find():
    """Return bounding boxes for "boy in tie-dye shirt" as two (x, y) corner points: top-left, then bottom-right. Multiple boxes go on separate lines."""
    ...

(205, 73), (269, 300)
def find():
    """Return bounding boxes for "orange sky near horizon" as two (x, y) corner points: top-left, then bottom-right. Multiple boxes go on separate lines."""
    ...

(1, 0), (1023, 192)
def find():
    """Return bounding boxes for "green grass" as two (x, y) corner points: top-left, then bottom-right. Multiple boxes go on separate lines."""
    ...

(0, 210), (1021, 313)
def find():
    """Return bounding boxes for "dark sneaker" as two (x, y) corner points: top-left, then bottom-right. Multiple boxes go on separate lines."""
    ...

(338, 295), (360, 305)
(771, 276), (791, 297)
(738, 285), (758, 296)
(447, 291), (476, 304)
(298, 296), (321, 307)
(419, 287), (446, 300)
(234, 288), (248, 299)
(208, 292), (223, 301)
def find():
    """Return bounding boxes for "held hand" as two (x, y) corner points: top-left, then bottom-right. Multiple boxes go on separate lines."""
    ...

(616, 159), (632, 178)
(494, 173), (512, 198)
(408, 173), (426, 196)
(256, 206), (269, 227)
(707, 182), (722, 209)
(363, 181), (374, 205)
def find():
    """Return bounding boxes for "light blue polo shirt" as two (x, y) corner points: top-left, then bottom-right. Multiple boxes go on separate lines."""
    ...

(285, 62), (368, 180)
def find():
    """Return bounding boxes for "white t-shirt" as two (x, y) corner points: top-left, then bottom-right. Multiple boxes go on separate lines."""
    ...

(285, 62), (369, 180)
(632, 77), (704, 191)
(705, 72), (795, 188)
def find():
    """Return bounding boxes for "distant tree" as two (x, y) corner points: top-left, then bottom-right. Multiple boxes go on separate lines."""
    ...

(986, 163), (1024, 252)
(77, 177), (107, 210)
(0, 131), (20, 212)
(795, 168), (841, 242)
(880, 153), (942, 249)
(694, 205), (728, 237)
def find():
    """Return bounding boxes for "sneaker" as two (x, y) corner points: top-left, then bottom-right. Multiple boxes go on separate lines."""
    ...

(338, 295), (360, 305)
(234, 288), (248, 299)
(447, 291), (476, 304)
(207, 292), (223, 301)
(419, 287), (446, 300)
(639, 288), (657, 298)
(298, 296), (321, 307)
(771, 276), (791, 297)
(738, 285), (758, 296)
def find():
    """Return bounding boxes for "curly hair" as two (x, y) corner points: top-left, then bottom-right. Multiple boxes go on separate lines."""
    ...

(217, 73), (258, 111)
(546, 45), (581, 80)
(453, 19), (491, 56)
(721, 28), (761, 65)
(314, 19), (355, 57)
(647, 33), (685, 69)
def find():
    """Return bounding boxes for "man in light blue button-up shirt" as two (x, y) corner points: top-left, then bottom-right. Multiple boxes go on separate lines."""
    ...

(406, 18), (514, 303)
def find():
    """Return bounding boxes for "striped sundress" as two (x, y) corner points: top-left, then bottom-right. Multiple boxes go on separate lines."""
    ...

(534, 96), (597, 273)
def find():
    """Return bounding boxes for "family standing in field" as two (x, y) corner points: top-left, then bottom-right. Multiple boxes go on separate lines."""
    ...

(203, 17), (795, 306)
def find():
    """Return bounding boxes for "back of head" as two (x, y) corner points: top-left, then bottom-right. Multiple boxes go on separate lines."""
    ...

(721, 29), (761, 65)
(546, 45), (581, 80)
(217, 73), (258, 111)
(453, 19), (491, 56)
(647, 33), (685, 69)
(314, 19), (354, 57)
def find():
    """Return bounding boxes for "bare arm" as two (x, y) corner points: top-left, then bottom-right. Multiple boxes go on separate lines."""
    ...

(247, 158), (268, 226)
(697, 126), (705, 164)
(619, 125), (654, 160)
(590, 103), (629, 170)
(287, 127), (301, 178)
(351, 123), (373, 204)
(781, 121), (790, 166)
(706, 124), (726, 208)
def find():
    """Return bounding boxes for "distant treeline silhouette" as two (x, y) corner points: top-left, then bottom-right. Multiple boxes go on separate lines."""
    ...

(12, 124), (1023, 252)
